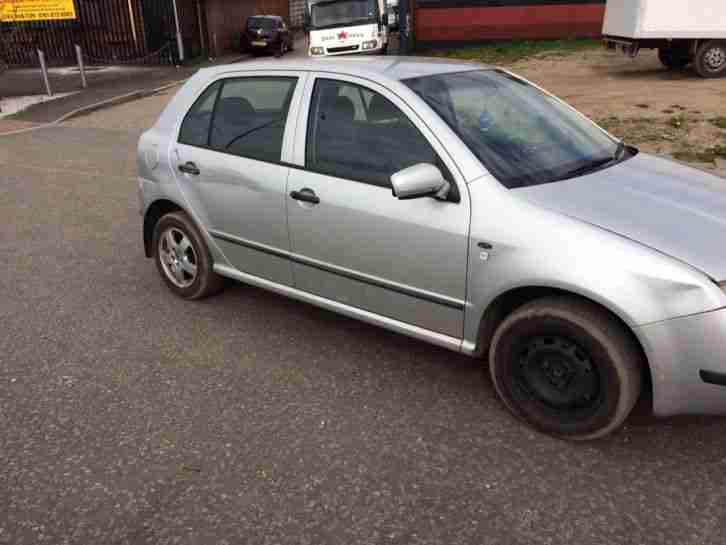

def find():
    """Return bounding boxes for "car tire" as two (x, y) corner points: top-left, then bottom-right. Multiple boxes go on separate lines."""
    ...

(658, 47), (690, 69)
(489, 297), (642, 441)
(694, 40), (726, 78)
(152, 211), (225, 300)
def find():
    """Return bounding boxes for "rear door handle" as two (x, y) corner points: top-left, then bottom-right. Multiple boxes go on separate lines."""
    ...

(178, 161), (200, 176)
(290, 188), (320, 205)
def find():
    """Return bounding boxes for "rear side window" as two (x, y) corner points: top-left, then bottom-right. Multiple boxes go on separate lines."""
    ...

(305, 79), (440, 188)
(178, 77), (297, 164)
(209, 77), (297, 163)
(178, 81), (221, 148)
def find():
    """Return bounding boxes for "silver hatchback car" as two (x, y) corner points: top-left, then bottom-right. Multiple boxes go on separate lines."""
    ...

(138, 57), (726, 440)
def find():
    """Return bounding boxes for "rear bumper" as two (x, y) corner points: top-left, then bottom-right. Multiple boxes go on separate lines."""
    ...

(637, 307), (726, 416)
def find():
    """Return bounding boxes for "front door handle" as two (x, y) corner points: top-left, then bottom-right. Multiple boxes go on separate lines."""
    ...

(178, 161), (200, 176)
(290, 188), (320, 205)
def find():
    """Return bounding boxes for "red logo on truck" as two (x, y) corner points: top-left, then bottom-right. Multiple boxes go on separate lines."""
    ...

(338, 31), (348, 40)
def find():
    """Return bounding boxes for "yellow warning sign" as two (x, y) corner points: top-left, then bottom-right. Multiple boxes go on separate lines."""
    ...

(0, 0), (77, 21)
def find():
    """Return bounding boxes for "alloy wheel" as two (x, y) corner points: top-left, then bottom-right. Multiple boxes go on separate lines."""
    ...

(158, 227), (198, 288)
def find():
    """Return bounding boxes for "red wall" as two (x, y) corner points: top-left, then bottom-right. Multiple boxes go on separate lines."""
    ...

(415, 4), (606, 42)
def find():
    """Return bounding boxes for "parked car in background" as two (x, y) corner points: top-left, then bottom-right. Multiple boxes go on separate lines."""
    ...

(305, 0), (388, 56)
(138, 58), (726, 441)
(603, 0), (726, 78)
(243, 15), (293, 56)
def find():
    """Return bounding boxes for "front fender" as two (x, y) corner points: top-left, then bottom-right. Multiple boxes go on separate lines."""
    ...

(463, 177), (725, 349)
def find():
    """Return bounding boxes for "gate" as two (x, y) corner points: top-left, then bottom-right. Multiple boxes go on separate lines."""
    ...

(0, 0), (203, 66)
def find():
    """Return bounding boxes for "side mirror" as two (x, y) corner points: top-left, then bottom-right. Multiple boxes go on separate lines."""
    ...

(381, 13), (389, 26)
(391, 163), (450, 200)
(303, 13), (311, 31)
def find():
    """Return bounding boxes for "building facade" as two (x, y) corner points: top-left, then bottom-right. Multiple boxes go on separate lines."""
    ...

(413, 0), (607, 44)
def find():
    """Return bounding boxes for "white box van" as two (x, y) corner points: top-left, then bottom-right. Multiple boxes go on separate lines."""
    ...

(602, 0), (726, 78)
(305, 0), (389, 57)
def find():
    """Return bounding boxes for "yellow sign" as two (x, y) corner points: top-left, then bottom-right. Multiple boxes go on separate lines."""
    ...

(0, 0), (77, 21)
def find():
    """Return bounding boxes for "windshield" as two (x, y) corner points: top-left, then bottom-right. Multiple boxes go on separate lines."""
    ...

(248, 17), (276, 30)
(404, 70), (624, 189)
(310, 0), (378, 29)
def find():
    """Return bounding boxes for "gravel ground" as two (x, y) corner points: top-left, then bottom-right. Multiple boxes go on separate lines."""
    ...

(2, 52), (726, 545)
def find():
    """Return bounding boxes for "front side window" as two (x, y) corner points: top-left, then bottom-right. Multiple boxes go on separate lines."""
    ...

(405, 70), (624, 189)
(309, 0), (378, 29)
(179, 77), (297, 163)
(306, 79), (439, 188)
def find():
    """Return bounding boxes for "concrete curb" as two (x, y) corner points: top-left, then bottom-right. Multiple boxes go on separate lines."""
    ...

(0, 79), (185, 137)
(0, 54), (265, 137)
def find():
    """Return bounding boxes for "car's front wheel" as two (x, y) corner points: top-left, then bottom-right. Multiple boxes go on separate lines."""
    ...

(152, 211), (224, 299)
(489, 297), (642, 440)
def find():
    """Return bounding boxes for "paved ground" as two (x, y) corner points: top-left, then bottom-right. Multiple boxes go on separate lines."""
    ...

(3, 50), (726, 545)
(0, 52), (255, 130)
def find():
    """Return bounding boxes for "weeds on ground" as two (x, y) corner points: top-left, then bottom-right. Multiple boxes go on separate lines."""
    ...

(673, 144), (726, 164)
(427, 38), (601, 65)
(710, 117), (726, 130)
(668, 115), (689, 129)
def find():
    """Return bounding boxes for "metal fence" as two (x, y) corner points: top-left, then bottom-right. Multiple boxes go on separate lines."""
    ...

(0, 0), (203, 67)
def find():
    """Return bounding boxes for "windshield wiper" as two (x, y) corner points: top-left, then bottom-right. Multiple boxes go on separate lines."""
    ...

(548, 142), (628, 184)
(549, 156), (617, 183)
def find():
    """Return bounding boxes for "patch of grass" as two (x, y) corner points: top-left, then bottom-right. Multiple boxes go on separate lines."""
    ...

(428, 38), (601, 65)
(596, 115), (621, 131)
(673, 143), (726, 164)
(710, 116), (726, 129)
(668, 115), (689, 129)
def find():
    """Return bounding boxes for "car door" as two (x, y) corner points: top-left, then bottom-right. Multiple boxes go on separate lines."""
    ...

(286, 75), (471, 338)
(173, 72), (306, 286)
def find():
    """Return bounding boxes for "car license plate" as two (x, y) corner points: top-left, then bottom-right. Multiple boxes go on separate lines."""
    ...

(252, 41), (266, 47)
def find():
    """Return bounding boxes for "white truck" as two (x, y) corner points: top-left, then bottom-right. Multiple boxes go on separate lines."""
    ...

(602, 0), (726, 78)
(305, 0), (389, 57)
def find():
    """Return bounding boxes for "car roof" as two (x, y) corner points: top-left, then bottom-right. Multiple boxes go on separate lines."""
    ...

(248, 15), (280, 20)
(201, 56), (493, 82)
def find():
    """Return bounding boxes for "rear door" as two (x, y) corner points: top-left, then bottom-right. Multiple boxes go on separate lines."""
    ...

(173, 72), (306, 285)
(285, 74), (470, 338)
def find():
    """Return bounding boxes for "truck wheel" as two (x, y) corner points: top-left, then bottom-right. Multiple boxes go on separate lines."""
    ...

(489, 297), (642, 441)
(694, 40), (726, 78)
(658, 48), (690, 69)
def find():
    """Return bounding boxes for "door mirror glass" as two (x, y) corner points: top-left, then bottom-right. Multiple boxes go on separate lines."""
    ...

(391, 163), (449, 200)
(381, 13), (388, 26)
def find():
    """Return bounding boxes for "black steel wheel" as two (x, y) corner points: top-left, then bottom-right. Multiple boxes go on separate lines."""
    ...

(489, 297), (642, 440)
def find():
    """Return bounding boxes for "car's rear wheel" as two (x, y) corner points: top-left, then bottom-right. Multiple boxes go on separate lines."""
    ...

(152, 212), (224, 299)
(489, 297), (642, 440)
(694, 40), (726, 78)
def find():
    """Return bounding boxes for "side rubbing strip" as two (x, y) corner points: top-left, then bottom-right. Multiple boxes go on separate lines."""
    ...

(209, 230), (291, 260)
(700, 370), (726, 387)
(209, 229), (465, 311)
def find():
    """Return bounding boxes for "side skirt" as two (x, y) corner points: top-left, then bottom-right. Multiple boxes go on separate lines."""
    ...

(214, 263), (469, 354)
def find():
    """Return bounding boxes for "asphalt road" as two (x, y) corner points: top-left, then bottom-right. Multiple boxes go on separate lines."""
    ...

(2, 53), (726, 545)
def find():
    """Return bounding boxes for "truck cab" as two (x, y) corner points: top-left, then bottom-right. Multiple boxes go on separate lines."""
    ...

(306, 0), (388, 57)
